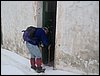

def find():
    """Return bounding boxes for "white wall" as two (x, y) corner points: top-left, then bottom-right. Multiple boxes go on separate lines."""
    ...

(1, 1), (99, 74)
(55, 1), (99, 74)
(32, 1), (43, 27)
(1, 1), (42, 57)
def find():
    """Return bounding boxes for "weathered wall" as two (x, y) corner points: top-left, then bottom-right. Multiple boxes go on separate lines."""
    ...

(32, 1), (43, 27)
(55, 1), (99, 74)
(1, 1), (42, 58)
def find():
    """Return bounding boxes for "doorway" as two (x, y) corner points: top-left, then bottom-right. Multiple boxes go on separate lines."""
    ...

(42, 1), (57, 66)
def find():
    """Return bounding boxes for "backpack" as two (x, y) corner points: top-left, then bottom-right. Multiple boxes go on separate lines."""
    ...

(22, 26), (36, 42)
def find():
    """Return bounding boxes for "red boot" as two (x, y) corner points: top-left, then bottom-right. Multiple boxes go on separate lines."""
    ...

(36, 58), (42, 67)
(36, 58), (45, 73)
(30, 58), (36, 70)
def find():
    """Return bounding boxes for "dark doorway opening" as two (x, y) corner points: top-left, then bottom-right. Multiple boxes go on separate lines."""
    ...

(42, 1), (57, 67)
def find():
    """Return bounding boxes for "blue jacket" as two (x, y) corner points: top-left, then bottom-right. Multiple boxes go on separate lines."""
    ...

(26, 28), (48, 46)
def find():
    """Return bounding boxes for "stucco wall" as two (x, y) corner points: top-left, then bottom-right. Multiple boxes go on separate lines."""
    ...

(1, 1), (42, 58)
(55, 1), (99, 74)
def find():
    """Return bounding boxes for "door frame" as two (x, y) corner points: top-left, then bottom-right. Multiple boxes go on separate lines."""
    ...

(42, 1), (57, 68)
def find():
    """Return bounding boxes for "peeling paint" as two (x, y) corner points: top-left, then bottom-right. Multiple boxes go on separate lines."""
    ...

(55, 1), (99, 74)
(1, 1), (40, 58)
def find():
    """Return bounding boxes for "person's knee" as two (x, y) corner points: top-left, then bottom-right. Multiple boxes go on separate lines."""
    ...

(37, 54), (42, 58)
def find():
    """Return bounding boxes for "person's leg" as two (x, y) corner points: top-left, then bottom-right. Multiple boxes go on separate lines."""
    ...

(26, 42), (44, 73)
(31, 45), (45, 73)
(32, 45), (42, 67)
(26, 42), (36, 69)
(26, 43), (42, 64)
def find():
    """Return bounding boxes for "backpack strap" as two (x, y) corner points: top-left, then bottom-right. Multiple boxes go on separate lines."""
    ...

(22, 30), (26, 43)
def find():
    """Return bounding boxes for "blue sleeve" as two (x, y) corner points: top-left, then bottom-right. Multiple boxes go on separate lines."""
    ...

(41, 31), (48, 46)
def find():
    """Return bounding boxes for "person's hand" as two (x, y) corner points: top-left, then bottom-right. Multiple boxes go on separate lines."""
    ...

(40, 44), (44, 47)
(48, 44), (51, 50)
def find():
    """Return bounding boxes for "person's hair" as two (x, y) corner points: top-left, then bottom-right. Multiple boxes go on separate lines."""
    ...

(26, 26), (36, 39)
